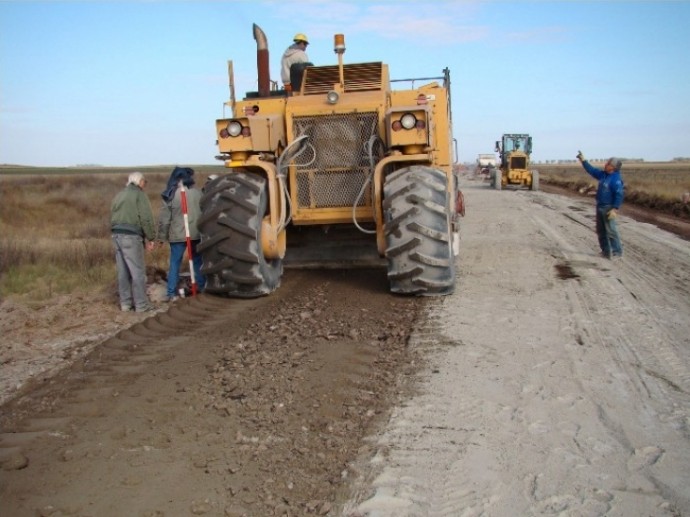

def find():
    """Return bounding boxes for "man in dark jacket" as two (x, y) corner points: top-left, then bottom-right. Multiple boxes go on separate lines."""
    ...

(577, 151), (625, 258)
(110, 171), (157, 312)
(157, 167), (206, 301)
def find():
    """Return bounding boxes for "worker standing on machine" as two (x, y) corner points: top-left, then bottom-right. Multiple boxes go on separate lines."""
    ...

(281, 33), (310, 92)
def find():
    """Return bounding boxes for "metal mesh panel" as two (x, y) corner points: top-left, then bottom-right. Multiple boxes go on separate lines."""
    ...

(510, 156), (527, 169)
(302, 62), (384, 95)
(292, 112), (380, 209)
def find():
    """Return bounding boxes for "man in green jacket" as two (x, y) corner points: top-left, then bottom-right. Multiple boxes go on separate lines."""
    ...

(110, 171), (157, 312)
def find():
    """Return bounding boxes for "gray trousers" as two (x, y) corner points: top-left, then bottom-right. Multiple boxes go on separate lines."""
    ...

(112, 234), (149, 310)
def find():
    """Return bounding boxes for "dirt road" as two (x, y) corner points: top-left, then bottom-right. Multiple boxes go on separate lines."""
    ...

(343, 178), (690, 516)
(0, 268), (424, 516)
(1, 176), (689, 516)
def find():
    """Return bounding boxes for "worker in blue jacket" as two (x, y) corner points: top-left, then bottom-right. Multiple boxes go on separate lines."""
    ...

(576, 151), (625, 258)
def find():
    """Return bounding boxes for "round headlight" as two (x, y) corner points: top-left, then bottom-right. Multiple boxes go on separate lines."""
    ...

(326, 91), (339, 104)
(227, 121), (243, 137)
(400, 113), (417, 130)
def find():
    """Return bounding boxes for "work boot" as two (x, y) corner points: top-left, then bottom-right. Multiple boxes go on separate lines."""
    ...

(135, 303), (156, 313)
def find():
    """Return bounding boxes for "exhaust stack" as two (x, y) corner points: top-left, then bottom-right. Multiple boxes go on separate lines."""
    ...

(253, 23), (270, 97)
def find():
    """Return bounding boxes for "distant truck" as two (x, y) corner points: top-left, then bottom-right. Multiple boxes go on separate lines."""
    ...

(476, 153), (497, 176)
(492, 133), (538, 191)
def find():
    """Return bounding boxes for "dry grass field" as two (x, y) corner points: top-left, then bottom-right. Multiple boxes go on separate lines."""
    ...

(1, 162), (688, 303)
(0, 165), (223, 301)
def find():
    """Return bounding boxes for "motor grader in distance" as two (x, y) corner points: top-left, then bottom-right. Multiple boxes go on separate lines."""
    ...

(198, 24), (462, 298)
(492, 133), (539, 191)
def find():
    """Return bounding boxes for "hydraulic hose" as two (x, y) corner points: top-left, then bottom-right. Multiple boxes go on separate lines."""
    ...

(276, 135), (311, 231)
(352, 134), (382, 234)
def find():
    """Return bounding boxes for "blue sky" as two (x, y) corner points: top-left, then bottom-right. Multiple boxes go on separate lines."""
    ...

(1, 0), (688, 167)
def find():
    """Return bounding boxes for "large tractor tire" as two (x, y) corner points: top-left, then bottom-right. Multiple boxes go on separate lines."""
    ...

(493, 169), (502, 190)
(197, 171), (282, 298)
(530, 170), (540, 191)
(383, 166), (455, 296)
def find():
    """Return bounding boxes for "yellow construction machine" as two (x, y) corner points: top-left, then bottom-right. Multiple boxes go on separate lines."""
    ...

(492, 133), (539, 191)
(198, 24), (462, 298)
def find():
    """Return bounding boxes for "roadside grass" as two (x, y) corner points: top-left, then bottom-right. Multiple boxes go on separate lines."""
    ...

(2, 262), (114, 300)
(1, 237), (117, 294)
(1, 163), (687, 302)
(537, 162), (690, 219)
(0, 166), (222, 301)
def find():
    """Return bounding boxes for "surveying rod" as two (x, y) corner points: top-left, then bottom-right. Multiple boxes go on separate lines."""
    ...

(178, 181), (198, 296)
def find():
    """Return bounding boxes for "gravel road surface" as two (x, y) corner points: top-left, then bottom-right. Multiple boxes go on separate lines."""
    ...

(1, 176), (688, 516)
(343, 178), (690, 516)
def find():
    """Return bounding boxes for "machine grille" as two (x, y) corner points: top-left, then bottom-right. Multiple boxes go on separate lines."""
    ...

(292, 112), (380, 209)
(302, 62), (384, 95)
(511, 156), (527, 169)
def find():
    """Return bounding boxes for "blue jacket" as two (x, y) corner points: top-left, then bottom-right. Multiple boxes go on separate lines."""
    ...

(581, 161), (624, 209)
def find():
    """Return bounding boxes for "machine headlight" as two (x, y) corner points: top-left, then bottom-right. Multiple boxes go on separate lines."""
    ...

(326, 90), (340, 104)
(227, 121), (243, 137)
(400, 113), (417, 130)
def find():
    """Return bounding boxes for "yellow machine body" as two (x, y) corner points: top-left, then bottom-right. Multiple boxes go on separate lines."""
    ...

(200, 24), (461, 297)
(494, 133), (538, 190)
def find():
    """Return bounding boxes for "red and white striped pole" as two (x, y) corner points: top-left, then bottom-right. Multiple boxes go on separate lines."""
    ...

(179, 181), (198, 296)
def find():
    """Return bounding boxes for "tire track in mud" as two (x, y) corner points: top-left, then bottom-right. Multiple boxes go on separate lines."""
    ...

(617, 229), (690, 398)
(0, 269), (424, 516)
(340, 185), (689, 517)
(534, 190), (690, 399)
(0, 294), (242, 468)
(529, 195), (690, 512)
(343, 188), (561, 516)
(341, 303), (484, 516)
(533, 196), (690, 404)
(531, 192), (690, 398)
